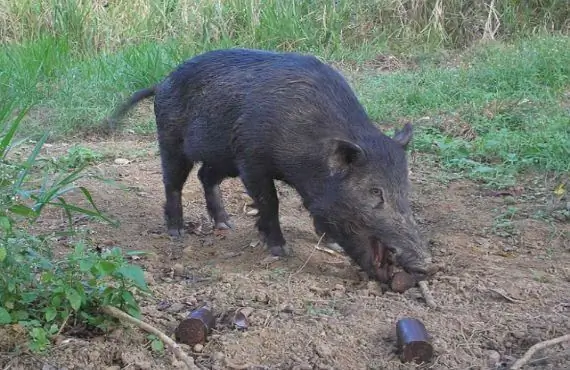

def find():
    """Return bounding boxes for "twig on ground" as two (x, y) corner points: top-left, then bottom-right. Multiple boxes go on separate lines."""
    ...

(293, 233), (325, 276)
(510, 334), (570, 370)
(224, 359), (258, 369)
(55, 313), (70, 337)
(315, 244), (344, 258)
(418, 280), (438, 310)
(286, 233), (324, 296)
(101, 305), (199, 370)
(488, 287), (524, 303)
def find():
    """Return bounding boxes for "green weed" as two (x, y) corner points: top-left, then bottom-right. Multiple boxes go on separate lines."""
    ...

(0, 102), (149, 352)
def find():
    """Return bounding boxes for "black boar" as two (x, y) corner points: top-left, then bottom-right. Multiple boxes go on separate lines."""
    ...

(106, 48), (433, 280)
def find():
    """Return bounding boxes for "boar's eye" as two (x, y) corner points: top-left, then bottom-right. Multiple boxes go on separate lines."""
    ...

(370, 187), (384, 202)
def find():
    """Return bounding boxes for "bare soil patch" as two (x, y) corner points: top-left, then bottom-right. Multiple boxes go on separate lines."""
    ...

(1, 137), (568, 370)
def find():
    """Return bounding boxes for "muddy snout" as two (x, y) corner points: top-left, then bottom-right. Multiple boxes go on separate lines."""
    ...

(395, 253), (440, 281)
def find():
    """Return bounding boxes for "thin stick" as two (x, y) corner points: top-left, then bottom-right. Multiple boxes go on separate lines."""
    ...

(510, 334), (570, 370)
(101, 305), (199, 370)
(418, 280), (437, 310)
(224, 359), (256, 369)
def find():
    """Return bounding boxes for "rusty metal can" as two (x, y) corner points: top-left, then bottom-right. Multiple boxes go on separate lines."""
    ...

(396, 317), (433, 364)
(174, 306), (215, 346)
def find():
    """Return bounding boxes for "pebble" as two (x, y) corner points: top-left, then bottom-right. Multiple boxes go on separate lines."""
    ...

(173, 263), (185, 276)
(193, 343), (204, 352)
(212, 351), (225, 362)
(167, 302), (186, 313)
(280, 303), (295, 313)
(486, 350), (501, 366)
(114, 158), (130, 165)
(315, 343), (332, 358)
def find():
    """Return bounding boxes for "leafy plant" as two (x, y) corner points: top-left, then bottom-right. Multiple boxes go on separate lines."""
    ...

(0, 102), (149, 352)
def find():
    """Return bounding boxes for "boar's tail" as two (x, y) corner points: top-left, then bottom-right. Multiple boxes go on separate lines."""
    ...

(104, 86), (156, 133)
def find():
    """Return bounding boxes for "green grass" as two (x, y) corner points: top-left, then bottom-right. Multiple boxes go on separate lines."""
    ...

(358, 36), (570, 186)
(0, 0), (568, 188)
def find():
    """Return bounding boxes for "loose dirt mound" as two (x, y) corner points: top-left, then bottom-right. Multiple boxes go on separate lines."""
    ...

(2, 138), (569, 370)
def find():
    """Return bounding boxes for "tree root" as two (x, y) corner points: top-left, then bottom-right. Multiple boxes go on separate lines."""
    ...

(510, 334), (570, 370)
(101, 305), (200, 370)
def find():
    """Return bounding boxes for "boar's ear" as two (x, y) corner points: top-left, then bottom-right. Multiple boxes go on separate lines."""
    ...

(327, 138), (365, 174)
(393, 122), (413, 149)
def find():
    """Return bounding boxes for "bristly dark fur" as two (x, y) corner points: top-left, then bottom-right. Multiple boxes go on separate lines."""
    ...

(104, 48), (432, 280)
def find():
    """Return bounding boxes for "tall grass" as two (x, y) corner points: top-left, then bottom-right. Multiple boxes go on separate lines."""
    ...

(1, 0), (569, 54)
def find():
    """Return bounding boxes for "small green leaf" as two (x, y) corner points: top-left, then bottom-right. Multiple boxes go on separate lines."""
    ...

(121, 291), (137, 308)
(126, 306), (141, 319)
(0, 247), (6, 262)
(65, 288), (82, 311)
(79, 259), (94, 272)
(45, 307), (57, 322)
(12, 310), (30, 321)
(0, 308), (12, 324)
(9, 204), (37, 218)
(0, 216), (11, 232)
(117, 265), (147, 290)
(151, 339), (164, 353)
(97, 260), (117, 274)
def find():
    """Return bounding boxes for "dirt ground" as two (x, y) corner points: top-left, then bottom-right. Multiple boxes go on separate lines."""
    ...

(1, 132), (569, 370)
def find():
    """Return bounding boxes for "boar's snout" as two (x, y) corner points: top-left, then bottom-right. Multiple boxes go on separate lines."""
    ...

(381, 217), (434, 280)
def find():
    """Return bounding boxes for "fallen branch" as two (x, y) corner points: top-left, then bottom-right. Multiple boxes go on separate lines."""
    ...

(418, 280), (438, 310)
(101, 305), (199, 370)
(510, 334), (570, 370)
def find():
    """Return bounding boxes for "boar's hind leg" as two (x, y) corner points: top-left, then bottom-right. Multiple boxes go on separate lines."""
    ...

(240, 171), (289, 257)
(159, 142), (193, 238)
(197, 163), (233, 230)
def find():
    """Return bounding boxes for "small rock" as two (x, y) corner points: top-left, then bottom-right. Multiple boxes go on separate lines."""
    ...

(254, 292), (270, 304)
(280, 304), (295, 313)
(512, 330), (525, 339)
(167, 302), (186, 313)
(143, 271), (156, 285)
(88, 350), (101, 362)
(212, 351), (225, 362)
(114, 158), (130, 165)
(173, 263), (185, 276)
(185, 296), (198, 306)
(366, 281), (381, 296)
(486, 350), (501, 367)
(315, 343), (332, 358)
(246, 209), (259, 216)
(193, 343), (204, 352)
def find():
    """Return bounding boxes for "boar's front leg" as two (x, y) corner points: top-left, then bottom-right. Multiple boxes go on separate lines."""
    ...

(239, 169), (290, 257)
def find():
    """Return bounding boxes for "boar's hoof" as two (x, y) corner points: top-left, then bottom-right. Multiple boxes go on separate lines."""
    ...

(168, 228), (185, 238)
(269, 244), (292, 257)
(214, 221), (233, 230)
(326, 242), (345, 254)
